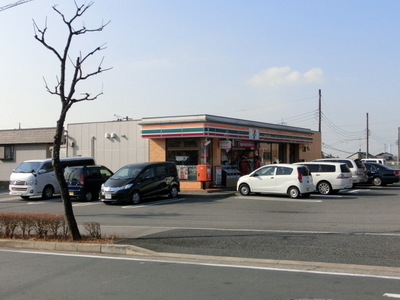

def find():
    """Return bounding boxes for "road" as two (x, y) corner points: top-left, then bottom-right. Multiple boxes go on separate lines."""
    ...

(0, 249), (400, 300)
(1, 184), (400, 299)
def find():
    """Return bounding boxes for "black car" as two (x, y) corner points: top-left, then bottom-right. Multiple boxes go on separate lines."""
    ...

(64, 165), (113, 201)
(100, 162), (180, 204)
(363, 162), (400, 186)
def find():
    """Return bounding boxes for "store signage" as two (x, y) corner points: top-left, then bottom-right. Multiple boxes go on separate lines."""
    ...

(249, 128), (259, 140)
(219, 140), (232, 152)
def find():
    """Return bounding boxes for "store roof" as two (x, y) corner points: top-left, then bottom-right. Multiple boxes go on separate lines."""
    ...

(140, 114), (312, 134)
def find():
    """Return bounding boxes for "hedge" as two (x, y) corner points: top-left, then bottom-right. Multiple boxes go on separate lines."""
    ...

(0, 212), (101, 239)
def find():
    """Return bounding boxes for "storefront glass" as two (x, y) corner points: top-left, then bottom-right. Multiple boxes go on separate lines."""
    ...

(166, 138), (212, 181)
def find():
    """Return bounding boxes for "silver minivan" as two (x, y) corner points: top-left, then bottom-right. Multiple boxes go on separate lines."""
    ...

(312, 158), (367, 186)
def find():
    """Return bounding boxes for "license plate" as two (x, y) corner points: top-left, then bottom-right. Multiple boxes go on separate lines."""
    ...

(306, 188), (310, 192)
(105, 194), (112, 199)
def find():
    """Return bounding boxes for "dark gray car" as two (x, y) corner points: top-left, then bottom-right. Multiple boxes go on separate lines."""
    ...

(65, 165), (113, 201)
(100, 162), (180, 205)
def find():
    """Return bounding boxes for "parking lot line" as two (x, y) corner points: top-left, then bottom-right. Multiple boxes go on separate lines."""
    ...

(72, 202), (101, 207)
(0, 197), (19, 202)
(234, 196), (322, 203)
(121, 198), (186, 209)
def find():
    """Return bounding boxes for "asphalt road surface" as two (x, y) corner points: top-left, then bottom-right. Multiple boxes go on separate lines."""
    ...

(1, 184), (400, 299)
(1, 249), (399, 300)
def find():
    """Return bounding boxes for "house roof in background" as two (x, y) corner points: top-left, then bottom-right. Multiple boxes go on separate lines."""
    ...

(0, 128), (56, 144)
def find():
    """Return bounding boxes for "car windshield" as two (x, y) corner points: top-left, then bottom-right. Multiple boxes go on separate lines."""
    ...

(14, 162), (41, 173)
(110, 165), (143, 180)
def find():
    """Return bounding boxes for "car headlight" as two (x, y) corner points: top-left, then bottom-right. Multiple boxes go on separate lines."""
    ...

(122, 183), (133, 190)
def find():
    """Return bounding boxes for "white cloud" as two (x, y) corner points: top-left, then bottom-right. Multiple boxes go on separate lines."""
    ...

(248, 66), (324, 87)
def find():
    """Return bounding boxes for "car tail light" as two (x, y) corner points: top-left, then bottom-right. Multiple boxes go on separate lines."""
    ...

(393, 170), (399, 176)
(80, 174), (85, 186)
(297, 168), (303, 183)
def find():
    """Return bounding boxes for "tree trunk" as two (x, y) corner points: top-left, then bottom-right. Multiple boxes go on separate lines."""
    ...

(52, 108), (81, 240)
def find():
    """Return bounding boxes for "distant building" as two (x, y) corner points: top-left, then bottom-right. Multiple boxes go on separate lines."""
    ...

(347, 152), (375, 159)
(376, 152), (394, 161)
(0, 114), (323, 190)
(67, 114), (322, 190)
(0, 127), (56, 182)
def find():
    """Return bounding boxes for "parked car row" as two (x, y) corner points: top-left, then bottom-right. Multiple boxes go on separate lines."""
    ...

(236, 158), (400, 199)
(10, 157), (399, 203)
(9, 158), (180, 204)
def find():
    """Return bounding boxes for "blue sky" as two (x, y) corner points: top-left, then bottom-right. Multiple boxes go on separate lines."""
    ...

(1, 0), (399, 157)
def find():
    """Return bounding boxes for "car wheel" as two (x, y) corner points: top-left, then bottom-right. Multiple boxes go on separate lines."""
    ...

(42, 185), (54, 199)
(372, 177), (383, 186)
(85, 191), (94, 202)
(288, 186), (300, 198)
(317, 181), (332, 195)
(239, 184), (251, 196)
(131, 191), (141, 205)
(169, 186), (179, 198)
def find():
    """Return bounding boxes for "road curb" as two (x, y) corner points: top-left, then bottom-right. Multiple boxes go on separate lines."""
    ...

(1, 239), (400, 278)
(0, 239), (155, 256)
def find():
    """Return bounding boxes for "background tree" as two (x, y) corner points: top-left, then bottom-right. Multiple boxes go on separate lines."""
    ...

(33, 1), (111, 240)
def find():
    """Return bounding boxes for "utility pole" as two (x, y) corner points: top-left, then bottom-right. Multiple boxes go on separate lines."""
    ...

(318, 89), (322, 132)
(366, 113), (369, 158)
(398, 127), (400, 166)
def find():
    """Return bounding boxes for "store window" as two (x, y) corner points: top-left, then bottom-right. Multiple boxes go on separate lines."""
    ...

(167, 138), (211, 181)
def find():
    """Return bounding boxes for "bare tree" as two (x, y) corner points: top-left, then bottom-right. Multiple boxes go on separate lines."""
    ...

(0, 0), (32, 12)
(33, 1), (111, 240)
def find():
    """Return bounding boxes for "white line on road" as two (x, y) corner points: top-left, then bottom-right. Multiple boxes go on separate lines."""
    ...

(121, 198), (186, 209)
(384, 293), (400, 298)
(1, 249), (400, 281)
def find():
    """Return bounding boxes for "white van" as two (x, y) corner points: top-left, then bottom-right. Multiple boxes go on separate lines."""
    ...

(361, 158), (386, 165)
(9, 157), (95, 199)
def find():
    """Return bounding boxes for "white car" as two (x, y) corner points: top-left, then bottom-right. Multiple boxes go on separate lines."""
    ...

(294, 162), (353, 194)
(237, 164), (314, 198)
(312, 158), (367, 186)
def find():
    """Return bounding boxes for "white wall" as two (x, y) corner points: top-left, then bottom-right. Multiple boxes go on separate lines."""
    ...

(67, 120), (149, 172)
